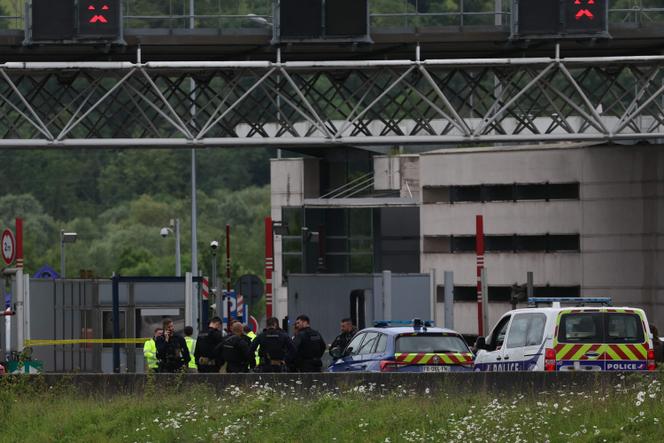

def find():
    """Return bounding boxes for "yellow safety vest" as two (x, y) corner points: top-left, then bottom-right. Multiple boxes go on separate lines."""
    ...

(143, 338), (158, 369)
(184, 336), (197, 369)
(246, 331), (260, 365)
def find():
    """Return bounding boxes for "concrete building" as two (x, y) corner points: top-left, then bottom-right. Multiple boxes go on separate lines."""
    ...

(270, 143), (664, 335)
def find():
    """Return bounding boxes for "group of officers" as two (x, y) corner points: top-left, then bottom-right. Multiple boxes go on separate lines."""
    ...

(144, 314), (353, 373)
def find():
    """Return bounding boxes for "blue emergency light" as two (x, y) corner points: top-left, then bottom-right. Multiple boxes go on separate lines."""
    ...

(528, 297), (612, 306)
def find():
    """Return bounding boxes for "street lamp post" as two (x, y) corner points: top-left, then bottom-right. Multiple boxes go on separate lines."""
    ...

(160, 218), (182, 277)
(210, 240), (219, 317)
(60, 230), (77, 279)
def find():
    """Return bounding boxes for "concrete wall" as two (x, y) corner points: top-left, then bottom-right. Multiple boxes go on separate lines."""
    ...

(288, 273), (431, 341)
(374, 154), (421, 201)
(420, 144), (664, 333)
(271, 158), (321, 320)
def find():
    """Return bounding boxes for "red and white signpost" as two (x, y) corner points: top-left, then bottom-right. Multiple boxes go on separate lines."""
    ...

(265, 217), (274, 319)
(476, 215), (485, 337)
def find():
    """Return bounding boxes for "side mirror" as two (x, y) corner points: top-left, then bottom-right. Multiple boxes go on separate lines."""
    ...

(329, 347), (343, 359)
(474, 336), (487, 350)
(343, 347), (353, 357)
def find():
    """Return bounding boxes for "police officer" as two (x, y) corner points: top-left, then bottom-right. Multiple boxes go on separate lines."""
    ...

(293, 314), (326, 372)
(194, 317), (224, 373)
(220, 322), (254, 373)
(330, 318), (357, 356)
(143, 327), (163, 372)
(183, 326), (197, 372)
(155, 318), (191, 373)
(251, 317), (295, 373)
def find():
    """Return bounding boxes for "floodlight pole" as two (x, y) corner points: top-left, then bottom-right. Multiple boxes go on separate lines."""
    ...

(60, 231), (65, 279)
(174, 218), (181, 277)
(189, 0), (199, 331)
(60, 230), (77, 279)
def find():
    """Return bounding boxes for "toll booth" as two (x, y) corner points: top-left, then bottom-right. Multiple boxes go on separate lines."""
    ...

(0, 275), (202, 373)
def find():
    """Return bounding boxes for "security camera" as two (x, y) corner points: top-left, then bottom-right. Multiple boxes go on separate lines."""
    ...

(160, 227), (169, 238)
(210, 240), (219, 250)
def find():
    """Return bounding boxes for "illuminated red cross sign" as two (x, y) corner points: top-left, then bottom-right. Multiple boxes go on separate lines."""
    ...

(78, 0), (121, 38)
(574, 0), (595, 20)
(564, 0), (606, 34)
(88, 3), (110, 24)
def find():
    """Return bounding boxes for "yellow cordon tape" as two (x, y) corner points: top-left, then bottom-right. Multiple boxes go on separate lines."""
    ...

(24, 338), (151, 346)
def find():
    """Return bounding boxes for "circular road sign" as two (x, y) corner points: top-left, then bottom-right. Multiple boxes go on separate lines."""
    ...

(2, 229), (16, 266)
(248, 315), (259, 333)
(234, 274), (264, 304)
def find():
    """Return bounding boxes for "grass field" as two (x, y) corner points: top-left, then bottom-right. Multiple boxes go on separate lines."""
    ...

(1, 374), (664, 442)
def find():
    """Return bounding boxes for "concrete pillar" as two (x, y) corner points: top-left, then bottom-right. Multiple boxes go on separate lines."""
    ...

(444, 271), (454, 329)
(382, 270), (392, 320)
(429, 268), (436, 325)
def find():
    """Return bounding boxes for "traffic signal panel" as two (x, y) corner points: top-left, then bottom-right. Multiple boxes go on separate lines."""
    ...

(77, 0), (121, 39)
(30, 0), (121, 42)
(31, 0), (75, 41)
(564, 0), (606, 34)
(325, 0), (368, 37)
(517, 0), (559, 36)
(515, 0), (608, 38)
(278, 0), (369, 40)
(279, 0), (323, 38)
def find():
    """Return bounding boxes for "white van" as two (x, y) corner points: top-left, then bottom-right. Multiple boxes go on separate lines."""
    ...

(474, 298), (657, 372)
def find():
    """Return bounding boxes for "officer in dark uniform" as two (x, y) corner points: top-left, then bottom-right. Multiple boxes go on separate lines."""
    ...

(155, 318), (190, 373)
(293, 314), (327, 372)
(330, 318), (358, 356)
(251, 317), (295, 373)
(220, 321), (254, 373)
(194, 316), (224, 373)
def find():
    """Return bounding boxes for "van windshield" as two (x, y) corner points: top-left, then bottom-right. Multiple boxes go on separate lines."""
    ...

(558, 312), (645, 344)
(395, 334), (469, 353)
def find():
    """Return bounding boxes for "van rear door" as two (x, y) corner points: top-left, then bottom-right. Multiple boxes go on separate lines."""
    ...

(555, 309), (648, 371)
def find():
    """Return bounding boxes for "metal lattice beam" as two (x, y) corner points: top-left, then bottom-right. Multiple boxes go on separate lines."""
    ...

(2, 56), (664, 148)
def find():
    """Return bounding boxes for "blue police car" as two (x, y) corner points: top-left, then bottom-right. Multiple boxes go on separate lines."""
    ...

(328, 319), (474, 372)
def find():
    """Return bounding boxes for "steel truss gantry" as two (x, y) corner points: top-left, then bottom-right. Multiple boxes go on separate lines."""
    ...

(2, 54), (664, 148)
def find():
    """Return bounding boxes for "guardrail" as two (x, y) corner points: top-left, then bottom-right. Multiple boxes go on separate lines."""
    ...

(2, 2), (664, 32)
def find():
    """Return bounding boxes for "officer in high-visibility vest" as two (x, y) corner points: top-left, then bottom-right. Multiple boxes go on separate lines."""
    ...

(244, 324), (260, 366)
(143, 327), (163, 372)
(184, 326), (197, 372)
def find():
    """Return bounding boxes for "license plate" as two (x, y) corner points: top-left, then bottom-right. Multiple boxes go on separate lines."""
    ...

(423, 365), (450, 373)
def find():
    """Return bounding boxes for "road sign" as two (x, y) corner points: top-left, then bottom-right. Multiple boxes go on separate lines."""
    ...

(1, 229), (16, 266)
(234, 274), (264, 305)
(248, 315), (259, 333)
(222, 289), (237, 322)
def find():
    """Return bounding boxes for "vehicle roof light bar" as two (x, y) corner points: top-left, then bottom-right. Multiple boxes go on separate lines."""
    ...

(528, 297), (612, 307)
(373, 319), (435, 328)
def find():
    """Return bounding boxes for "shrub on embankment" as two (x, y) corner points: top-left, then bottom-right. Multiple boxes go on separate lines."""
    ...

(1, 373), (663, 442)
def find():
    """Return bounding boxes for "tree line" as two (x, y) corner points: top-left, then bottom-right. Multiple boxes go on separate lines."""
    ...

(0, 148), (272, 279)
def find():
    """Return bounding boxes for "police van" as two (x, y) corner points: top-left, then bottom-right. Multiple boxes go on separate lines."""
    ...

(474, 298), (657, 372)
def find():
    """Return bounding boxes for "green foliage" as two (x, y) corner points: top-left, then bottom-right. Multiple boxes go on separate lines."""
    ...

(0, 375), (663, 442)
(0, 148), (271, 279)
